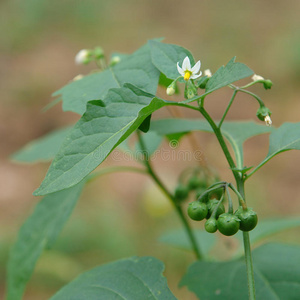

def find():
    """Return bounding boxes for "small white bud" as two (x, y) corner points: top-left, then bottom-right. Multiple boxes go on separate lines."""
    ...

(75, 49), (90, 65)
(204, 69), (212, 78)
(110, 56), (121, 66)
(252, 74), (264, 82)
(166, 86), (175, 96)
(264, 115), (272, 126)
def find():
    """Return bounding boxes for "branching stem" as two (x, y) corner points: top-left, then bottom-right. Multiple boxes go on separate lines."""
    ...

(136, 130), (203, 260)
(197, 105), (256, 300)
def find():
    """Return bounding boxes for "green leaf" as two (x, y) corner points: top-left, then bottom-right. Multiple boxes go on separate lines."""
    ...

(165, 132), (188, 143)
(11, 126), (73, 163)
(252, 243), (300, 299)
(149, 40), (194, 80)
(180, 243), (300, 300)
(53, 43), (160, 115)
(150, 118), (211, 135)
(220, 121), (272, 167)
(150, 119), (272, 167)
(6, 181), (85, 300)
(34, 86), (171, 196)
(206, 57), (254, 93)
(249, 123), (300, 176)
(181, 57), (254, 104)
(50, 256), (177, 300)
(117, 131), (163, 160)
(159, 229), (216, 257)
(138, 114), (152, 133)
(158, 72), (173, 88)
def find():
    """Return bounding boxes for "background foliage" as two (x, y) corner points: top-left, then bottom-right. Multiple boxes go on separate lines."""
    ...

(1, 0), (300, 299)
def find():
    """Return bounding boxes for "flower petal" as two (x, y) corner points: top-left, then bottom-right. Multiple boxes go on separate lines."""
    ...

(177, 62), (184, 76)
(182, 56), (191, 71)
(190, 71), (202, 79)
(191, 60), (201, 74)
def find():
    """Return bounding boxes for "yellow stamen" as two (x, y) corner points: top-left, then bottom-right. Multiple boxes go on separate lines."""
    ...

(184, 71), (191, 81)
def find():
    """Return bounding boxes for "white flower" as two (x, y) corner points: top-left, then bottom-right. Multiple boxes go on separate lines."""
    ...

(177, 56), (202, 81)
(264, 115), (272, 126)
(252, 74), (264, 82)
(75, 49), (90, 65)
(204, 69), (212, 78)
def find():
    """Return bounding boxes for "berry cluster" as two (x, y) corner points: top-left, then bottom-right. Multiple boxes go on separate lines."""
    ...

(187, 182), (258, 236)
(173, 168), (221, 204)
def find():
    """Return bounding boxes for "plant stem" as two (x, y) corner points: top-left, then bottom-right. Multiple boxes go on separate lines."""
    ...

(243, 231), (256, 299)
(225, 185), (233, 214)
(211, 193), (225, 219)
(136, 130), (203, 260)
(237, 180), (256, 300)
(198, 185), (225, 202)
(218, 90), (238, 128)
(198, 106), (256, 300)
(198, 107), (239, 182)
(233, 86), (265, 108)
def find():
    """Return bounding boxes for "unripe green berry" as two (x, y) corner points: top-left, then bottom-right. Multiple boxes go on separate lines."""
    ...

(206, 199), (225, 219)
(205, 218), (218, 233)
(235, 207), (258, 232)
(174, 184), (189, 201)
(217, 213), (240, 236)
(188, 176), (205, 190)
(187, 201), (208, 221)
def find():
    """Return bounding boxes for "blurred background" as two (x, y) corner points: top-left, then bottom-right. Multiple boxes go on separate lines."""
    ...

(1, 0), (300, 299)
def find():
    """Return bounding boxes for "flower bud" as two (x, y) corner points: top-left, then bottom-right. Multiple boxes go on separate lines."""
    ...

(263, 79), (273, 90)
(252, 74), (273, 89)
(185, 80), (198, 99)
(204, 69), (212, 78)
(94, 47), (104, 59)
(75, 49), (91, 65)
(110, 55), (121, 66)
(256, 106), (272, 126)
(187, 88), (197, 99)
(252, 74), (264, 82)
(264, 115), (272, 126)
(166, 81), (177, 96)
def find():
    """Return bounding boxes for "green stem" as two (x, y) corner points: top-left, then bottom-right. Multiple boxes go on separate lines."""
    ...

(198, 185), (225, 202)
(198, 107), (240, 183)
(235, 87), (265, 108)
(228, 183), (247, 209)
(239, 81), (257, 89)
(211, 193), (225, 219)
(207, 181), (227, 189)
(225, 185), (233, 214)
(198, 106), (256, 300)
(218, 90), (238, 128)
(237, 181), (256, 300)
(136, 130), (203, 260)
